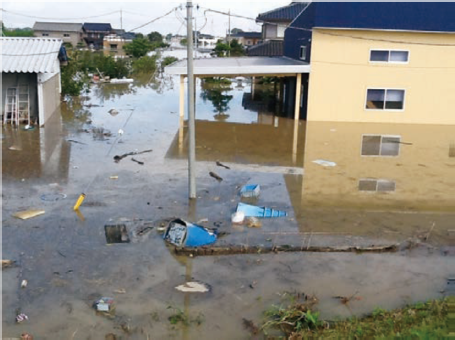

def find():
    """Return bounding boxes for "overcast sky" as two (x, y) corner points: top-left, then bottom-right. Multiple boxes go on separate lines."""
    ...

(2, 1), (292, 36)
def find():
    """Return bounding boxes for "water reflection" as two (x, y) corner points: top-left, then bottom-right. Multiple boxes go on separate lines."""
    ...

(298, 122), (455, 211)
(200, 80), (233, 121)
(2, 109), (71, 183)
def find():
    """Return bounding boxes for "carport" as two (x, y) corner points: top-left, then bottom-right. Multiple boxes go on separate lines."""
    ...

(165, 56), (311, 121)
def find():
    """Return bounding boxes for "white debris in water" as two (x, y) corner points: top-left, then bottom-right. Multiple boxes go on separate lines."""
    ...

(231, 211), (245, 224)
(21, 279), (28, 288)
(175, 281), (210, 293)
(312, 159), (337, 167)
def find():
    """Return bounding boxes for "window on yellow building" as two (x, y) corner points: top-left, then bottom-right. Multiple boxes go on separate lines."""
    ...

(366, 89), (405, 110)
(361, 135), (401, 156)
(359, 179), (396, 192)
(370, 50), (409, 63)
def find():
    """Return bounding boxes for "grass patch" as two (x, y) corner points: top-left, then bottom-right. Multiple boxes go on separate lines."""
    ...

(260, 293), (449, 339)
(167, 306), (204, 327)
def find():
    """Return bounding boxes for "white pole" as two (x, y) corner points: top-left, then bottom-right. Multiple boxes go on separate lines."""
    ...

(187, 1), (197, 199)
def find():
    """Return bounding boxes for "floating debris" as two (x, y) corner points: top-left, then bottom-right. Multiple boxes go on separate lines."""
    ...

(105, 225), (130, 244)
(113, 149), (153, 163)
(209, 172), (223, 182)
(21, 333), (33, 340)
(216, 161), (230, 170)
(236, 202), (287, 218)
(109, 176), (119, 180)
(108, 109), (119, 116)
(240, 184), (260, 198)
(2, 259), (15, 269)
(131, 158), (144, 165)
(175, 281), (211, 293)
(40, 193), (67, 202)
(13, 210), (45, 220)
(16, 313), (28, 323)
(94, 297), (115, 316)
(231, 211), (245, 224)
(164, 219), (217, 247)
(245, 217), (262, 228)
(21, 279), (28, 288)
(312, 159), (337, 167)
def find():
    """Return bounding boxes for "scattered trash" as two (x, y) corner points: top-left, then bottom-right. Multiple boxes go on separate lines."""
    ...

(23, 125), (35, 131)
(118, 129), (124, 135)
(240, 184), (260, 198)
(114, 288), (126, 294)
(131, 158), (144, 165)
(67, 139), (87, 145)
(245, 217), (262, 228)
(8, 145), (22, 151)
(16, 313), (28, 323)
(209, 172), (223, 182)
(108, 109), (119, 116)
(236, 202), (287, 218)
(216, 161), (230, 170)
(109, 176), (119, 180)
(21, 280), (28, 288)
(13, 210), (45, 220)
(231, 211), (245, 224)
(40, 193), (67, 202)
(163, 219), (217, 247)
(21, 333), (34, 340)
(113, 149), (153, 163)
(93, 297), (115, 316)
(175, 281), (211, 293)
(312, 159), (337, 167)
(333, 291), (362, 305)
(2, 259), (15, 269)
(242, 318), (259, 335)
(105, 225), (130, 244)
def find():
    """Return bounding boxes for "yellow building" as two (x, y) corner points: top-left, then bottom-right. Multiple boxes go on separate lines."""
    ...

(284, 2), (455, 125)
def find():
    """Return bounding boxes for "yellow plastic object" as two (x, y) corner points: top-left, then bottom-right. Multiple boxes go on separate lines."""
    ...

(12, 210), (45, 220)
(73, 193), (86, 211)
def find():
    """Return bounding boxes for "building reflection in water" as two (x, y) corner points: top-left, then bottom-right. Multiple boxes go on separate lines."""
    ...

(2, 108), (71, 184)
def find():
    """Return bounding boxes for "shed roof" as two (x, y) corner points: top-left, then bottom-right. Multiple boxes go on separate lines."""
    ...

(257, 2), (310, 22)
(247, 40), (283, 57)
(165, 56), (310, 77)
(33, 22), (83, 32)
(1, 37), (63, 73)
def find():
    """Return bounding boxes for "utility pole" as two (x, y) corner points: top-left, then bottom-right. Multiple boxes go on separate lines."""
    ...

(187, 0), (197, 199)
(120, 9), (123, 30)
(228, 9), (231, 57)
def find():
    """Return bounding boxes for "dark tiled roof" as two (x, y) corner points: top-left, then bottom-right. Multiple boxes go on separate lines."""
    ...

(247, 40), (283, 57)
(33, 22), (83, 32)
(231, 32), (262, 39)
(83, 23), (112, 32)
(257, 2), (310, 22)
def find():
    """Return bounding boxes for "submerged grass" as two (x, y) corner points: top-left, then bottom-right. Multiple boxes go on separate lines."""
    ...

(261, 294), (450, 339)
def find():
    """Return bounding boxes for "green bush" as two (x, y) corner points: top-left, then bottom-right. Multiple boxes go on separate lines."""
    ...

(132, 55), (158, 74)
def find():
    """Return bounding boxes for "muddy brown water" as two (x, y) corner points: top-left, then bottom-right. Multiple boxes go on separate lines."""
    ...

(2, 67), (454, 339)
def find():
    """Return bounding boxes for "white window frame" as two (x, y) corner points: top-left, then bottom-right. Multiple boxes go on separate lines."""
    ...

(299, 46), (307, 61)
(360, 134), (402, 157)
(365, 88), (406, 112)
(369, 49), (410, 64)
(358, 178), (396, 193)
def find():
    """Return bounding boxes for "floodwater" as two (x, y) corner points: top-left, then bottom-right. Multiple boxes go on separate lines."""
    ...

(2, 53), (455, 339)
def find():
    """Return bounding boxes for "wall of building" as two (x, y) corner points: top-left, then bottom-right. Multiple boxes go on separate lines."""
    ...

(2, 73), (38, 123)
(103, 37), (130, 57)
(34, 30), (82, 47)
(301, 121), (455, 211)
(307, 29), (455, 124)
(38, 72), (60, 126)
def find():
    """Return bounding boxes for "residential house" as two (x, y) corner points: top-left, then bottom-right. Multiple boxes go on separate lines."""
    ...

(33, 22), (83, 47)
(197, 33), (218, 49)
(227, 32), (262, 47)
(248, 1), (309, 56)
(2, 37), (67, 126)
(83, 23), (112, 50)
(283, 2), (455, 125)
(103, 30), (135, 58)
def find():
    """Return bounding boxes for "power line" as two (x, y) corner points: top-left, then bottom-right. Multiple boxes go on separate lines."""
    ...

(200, 6), (455, 47)
(1, 8), (120, 21)
(127, 6), (181, 32)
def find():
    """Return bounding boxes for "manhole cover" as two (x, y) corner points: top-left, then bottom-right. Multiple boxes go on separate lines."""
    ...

(40, 193), (67, 201)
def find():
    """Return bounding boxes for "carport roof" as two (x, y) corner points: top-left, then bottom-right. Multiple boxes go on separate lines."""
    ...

(165, 56), (310, 77)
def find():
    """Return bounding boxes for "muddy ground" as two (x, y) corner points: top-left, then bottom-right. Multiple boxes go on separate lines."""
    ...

(2, 70), (454, 339)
